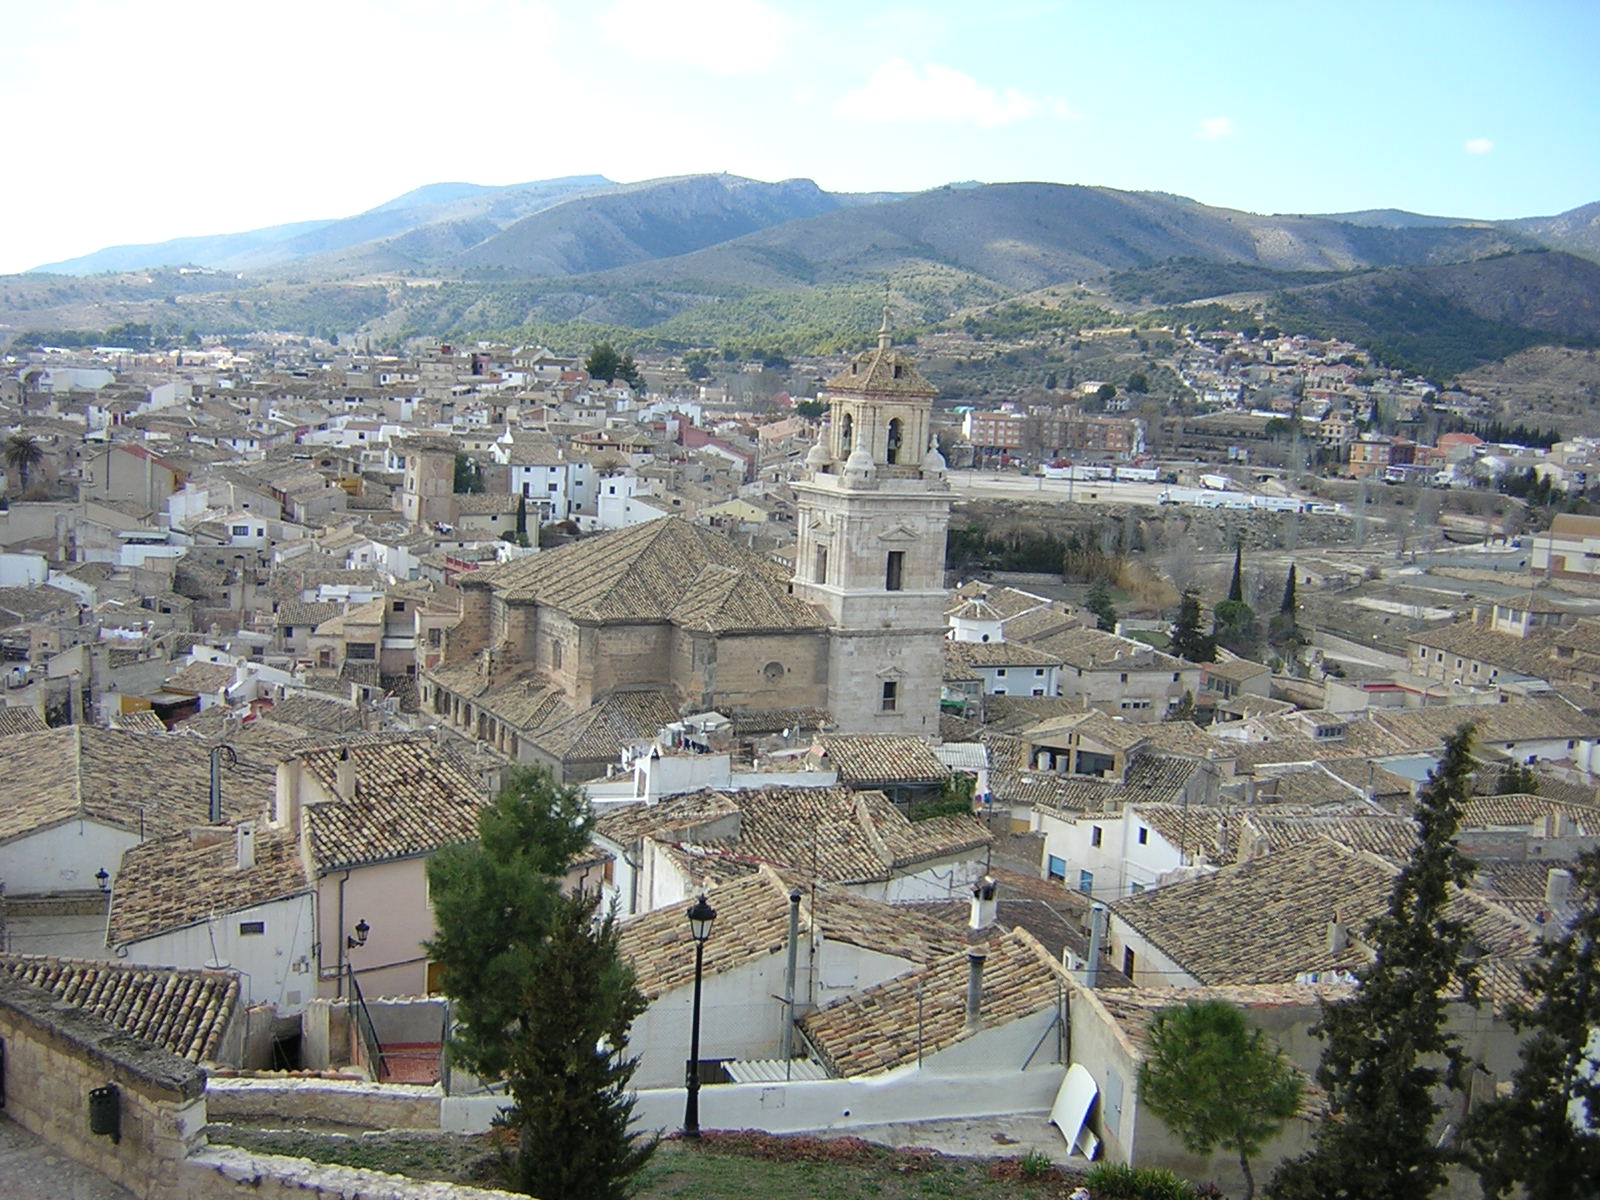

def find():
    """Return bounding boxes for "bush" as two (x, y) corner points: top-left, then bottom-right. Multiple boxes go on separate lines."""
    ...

(1085, 1161), (1197, 1200)
(1019, 1149), (1053, 1179)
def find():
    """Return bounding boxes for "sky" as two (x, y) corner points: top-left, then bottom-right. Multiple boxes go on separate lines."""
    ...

(3, 0), (1598, 275)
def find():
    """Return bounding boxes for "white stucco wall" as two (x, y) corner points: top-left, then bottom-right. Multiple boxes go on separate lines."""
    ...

(121, 893), (316, 1013)
(0, 820), (137, 895)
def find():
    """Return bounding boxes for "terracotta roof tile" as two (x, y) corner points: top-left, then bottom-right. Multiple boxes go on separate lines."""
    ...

(800, 929), (1063, 1077)
(0, 954), (240, 1063)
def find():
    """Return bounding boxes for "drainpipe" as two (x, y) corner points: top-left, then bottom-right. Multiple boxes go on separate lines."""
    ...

(781, 889), (801, 1075)
(1085, 904), (1107, 988)
(335, 869), (351, 999)
(965, 948), (988, 1031)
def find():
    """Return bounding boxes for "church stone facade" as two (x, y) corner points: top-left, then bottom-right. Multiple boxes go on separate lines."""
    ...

(792, 312), (952, 736)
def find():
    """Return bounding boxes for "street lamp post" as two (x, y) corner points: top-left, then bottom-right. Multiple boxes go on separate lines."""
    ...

(683, 893), (717, 1139)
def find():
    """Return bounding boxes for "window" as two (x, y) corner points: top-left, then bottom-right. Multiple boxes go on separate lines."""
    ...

(1137, 826), (1149, 845)
(392, 601), (406, 613)
(881, 681), (898, 712)
(1032, 688), (1044, 696)
(841, 413), (853, 456)
(814, 545), (828, 583)
(996, 668), (1007, 677)
(1129, 882), (1145, 895)
(1078, 870), (1094, 895)
(1122, 947), (1136, 977)
(1035, 668), (1045, 677)
(1120, 672), (1128, 683)
(1047, 855), (1066, 881)
(885, 551), (905, 591)
(347, 642), (376, 660)
(238, 921), (265, 936)
(551, 640), (563, 670)
(1090, 825), (1103, 847)
(231, 524), (249, 536)
(886, 417), (902, 465)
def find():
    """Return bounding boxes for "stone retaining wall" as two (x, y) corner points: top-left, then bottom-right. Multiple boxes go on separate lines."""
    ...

(206, 1077), (442, 1130)
(0, 971), (512, 1200)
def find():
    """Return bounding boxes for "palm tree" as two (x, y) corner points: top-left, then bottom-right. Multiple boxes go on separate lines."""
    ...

(3, 434), (44, 494)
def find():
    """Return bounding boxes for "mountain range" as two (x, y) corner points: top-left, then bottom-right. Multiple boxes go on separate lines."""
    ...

(11, 175), (1600, 380)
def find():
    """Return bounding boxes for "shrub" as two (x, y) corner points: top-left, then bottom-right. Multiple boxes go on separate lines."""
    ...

(1085, 1161), (1197, 1200)
(1019, 1149), (1053, 1179)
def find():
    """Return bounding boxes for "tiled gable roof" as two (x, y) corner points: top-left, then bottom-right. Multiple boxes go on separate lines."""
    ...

(618, 867), (796, 1001)
(800, 929), (1062, 1077)
(476, 517), (820, 629)
(814, 734), (949, 785)
(0, 954), (239, 1063)
(299, 738), (485, 871)
(0, 706), (48, 736)
(528, 691), (682, 762)
(1404, 621), (1562, 679)
(0, 727), (275, 846)
(945, 641), (1064, 669)
(108, 823), (311, 945)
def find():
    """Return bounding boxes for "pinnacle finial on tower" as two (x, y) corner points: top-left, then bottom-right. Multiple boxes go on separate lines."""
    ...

(877, 303), (892, 351)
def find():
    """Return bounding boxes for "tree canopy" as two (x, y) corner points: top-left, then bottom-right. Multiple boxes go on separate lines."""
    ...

(1138, 1000), (1302, 1200)
(1170, 587), (1216, 663)
(1269, 725), (1481, 1200)
(1461, 848), (1600, 1199)
(425, 768), (653, 1199)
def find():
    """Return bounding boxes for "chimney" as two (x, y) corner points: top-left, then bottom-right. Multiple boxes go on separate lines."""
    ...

(1545, 868), (1573, 913)
(235, 822), (256, 870)
(965, 948), (988, 1031)
(1085, 904), (1108, 987)
(969, 876), (998, 932)
(334, 747), (357, 800)
(1327, 911), (1349, 954)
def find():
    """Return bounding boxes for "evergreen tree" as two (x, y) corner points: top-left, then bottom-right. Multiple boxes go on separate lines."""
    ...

(1139, 1000), (1303, 1200)
(1278, 564), (1297, 616)
(1269, 726), (1481, 1200)
(1460, 849), (1600, 1199)
(505, 889), (656, 1200)
(1086, 578), (1118, 633)
(426, 766), (657, 1200)
(585, 342), (622, 383)
(1213, 598), (1260, 659)
(1170, 587), (1216, 663)
(1228, 543), (1244, 603)
(1494, 760), (1540, 796)
(515, 493), (530, 547)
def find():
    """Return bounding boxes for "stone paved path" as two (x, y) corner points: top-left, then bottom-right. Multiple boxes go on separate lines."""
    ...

(0, 1115), (136, 1199)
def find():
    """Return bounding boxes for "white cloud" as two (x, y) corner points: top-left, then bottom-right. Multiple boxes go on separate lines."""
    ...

(1195, 116), (1235, 141)
(1464, 137), (1495, 155)
(833, 60), (1059, 128)
(596, 0), (794, 75)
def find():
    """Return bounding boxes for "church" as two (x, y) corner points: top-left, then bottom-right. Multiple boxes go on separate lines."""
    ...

(419, 314), (952, 779)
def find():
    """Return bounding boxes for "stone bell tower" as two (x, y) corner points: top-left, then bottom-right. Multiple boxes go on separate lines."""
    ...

(792, 310), (951, 737)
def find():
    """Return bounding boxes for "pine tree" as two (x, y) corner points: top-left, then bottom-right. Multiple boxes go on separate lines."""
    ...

(1170, 587), (1216, 663)
(515, 493), (530, 547)
(426, 769), (654, 1198)
(1269, 726), (1481, 1200)
(1139, 1000), (1303, 1200)
(1228, 543), (1244, 603)
(506, 889), (656, 1200)
(1086, 578), (1118, 632)
(1459, 849), (1600, 1199)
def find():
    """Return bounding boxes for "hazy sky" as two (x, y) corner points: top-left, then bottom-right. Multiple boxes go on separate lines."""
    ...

(4, 0), (1597, 275)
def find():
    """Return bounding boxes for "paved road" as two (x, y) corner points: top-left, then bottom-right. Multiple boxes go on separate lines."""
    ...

(948, 472), (1173, 506)
(0, 1117), (134, 1200)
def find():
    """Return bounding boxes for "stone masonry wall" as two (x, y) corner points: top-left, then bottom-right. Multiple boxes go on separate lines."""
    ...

(0, 969), (208, 1198)
(0, 973), (519, 1200)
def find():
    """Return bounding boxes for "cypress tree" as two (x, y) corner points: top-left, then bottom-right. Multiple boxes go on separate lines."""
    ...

(1278, 564), (1297, 616)
(1228, 543), (1244, 603)
(1269, 726), (1481, 1200)
(1461, 848), (1600, 1198)
(1170, 587), (1216, 664)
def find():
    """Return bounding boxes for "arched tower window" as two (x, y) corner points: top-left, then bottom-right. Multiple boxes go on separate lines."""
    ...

(886, 418), (902, 465)
(840, 413), (854, 456)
